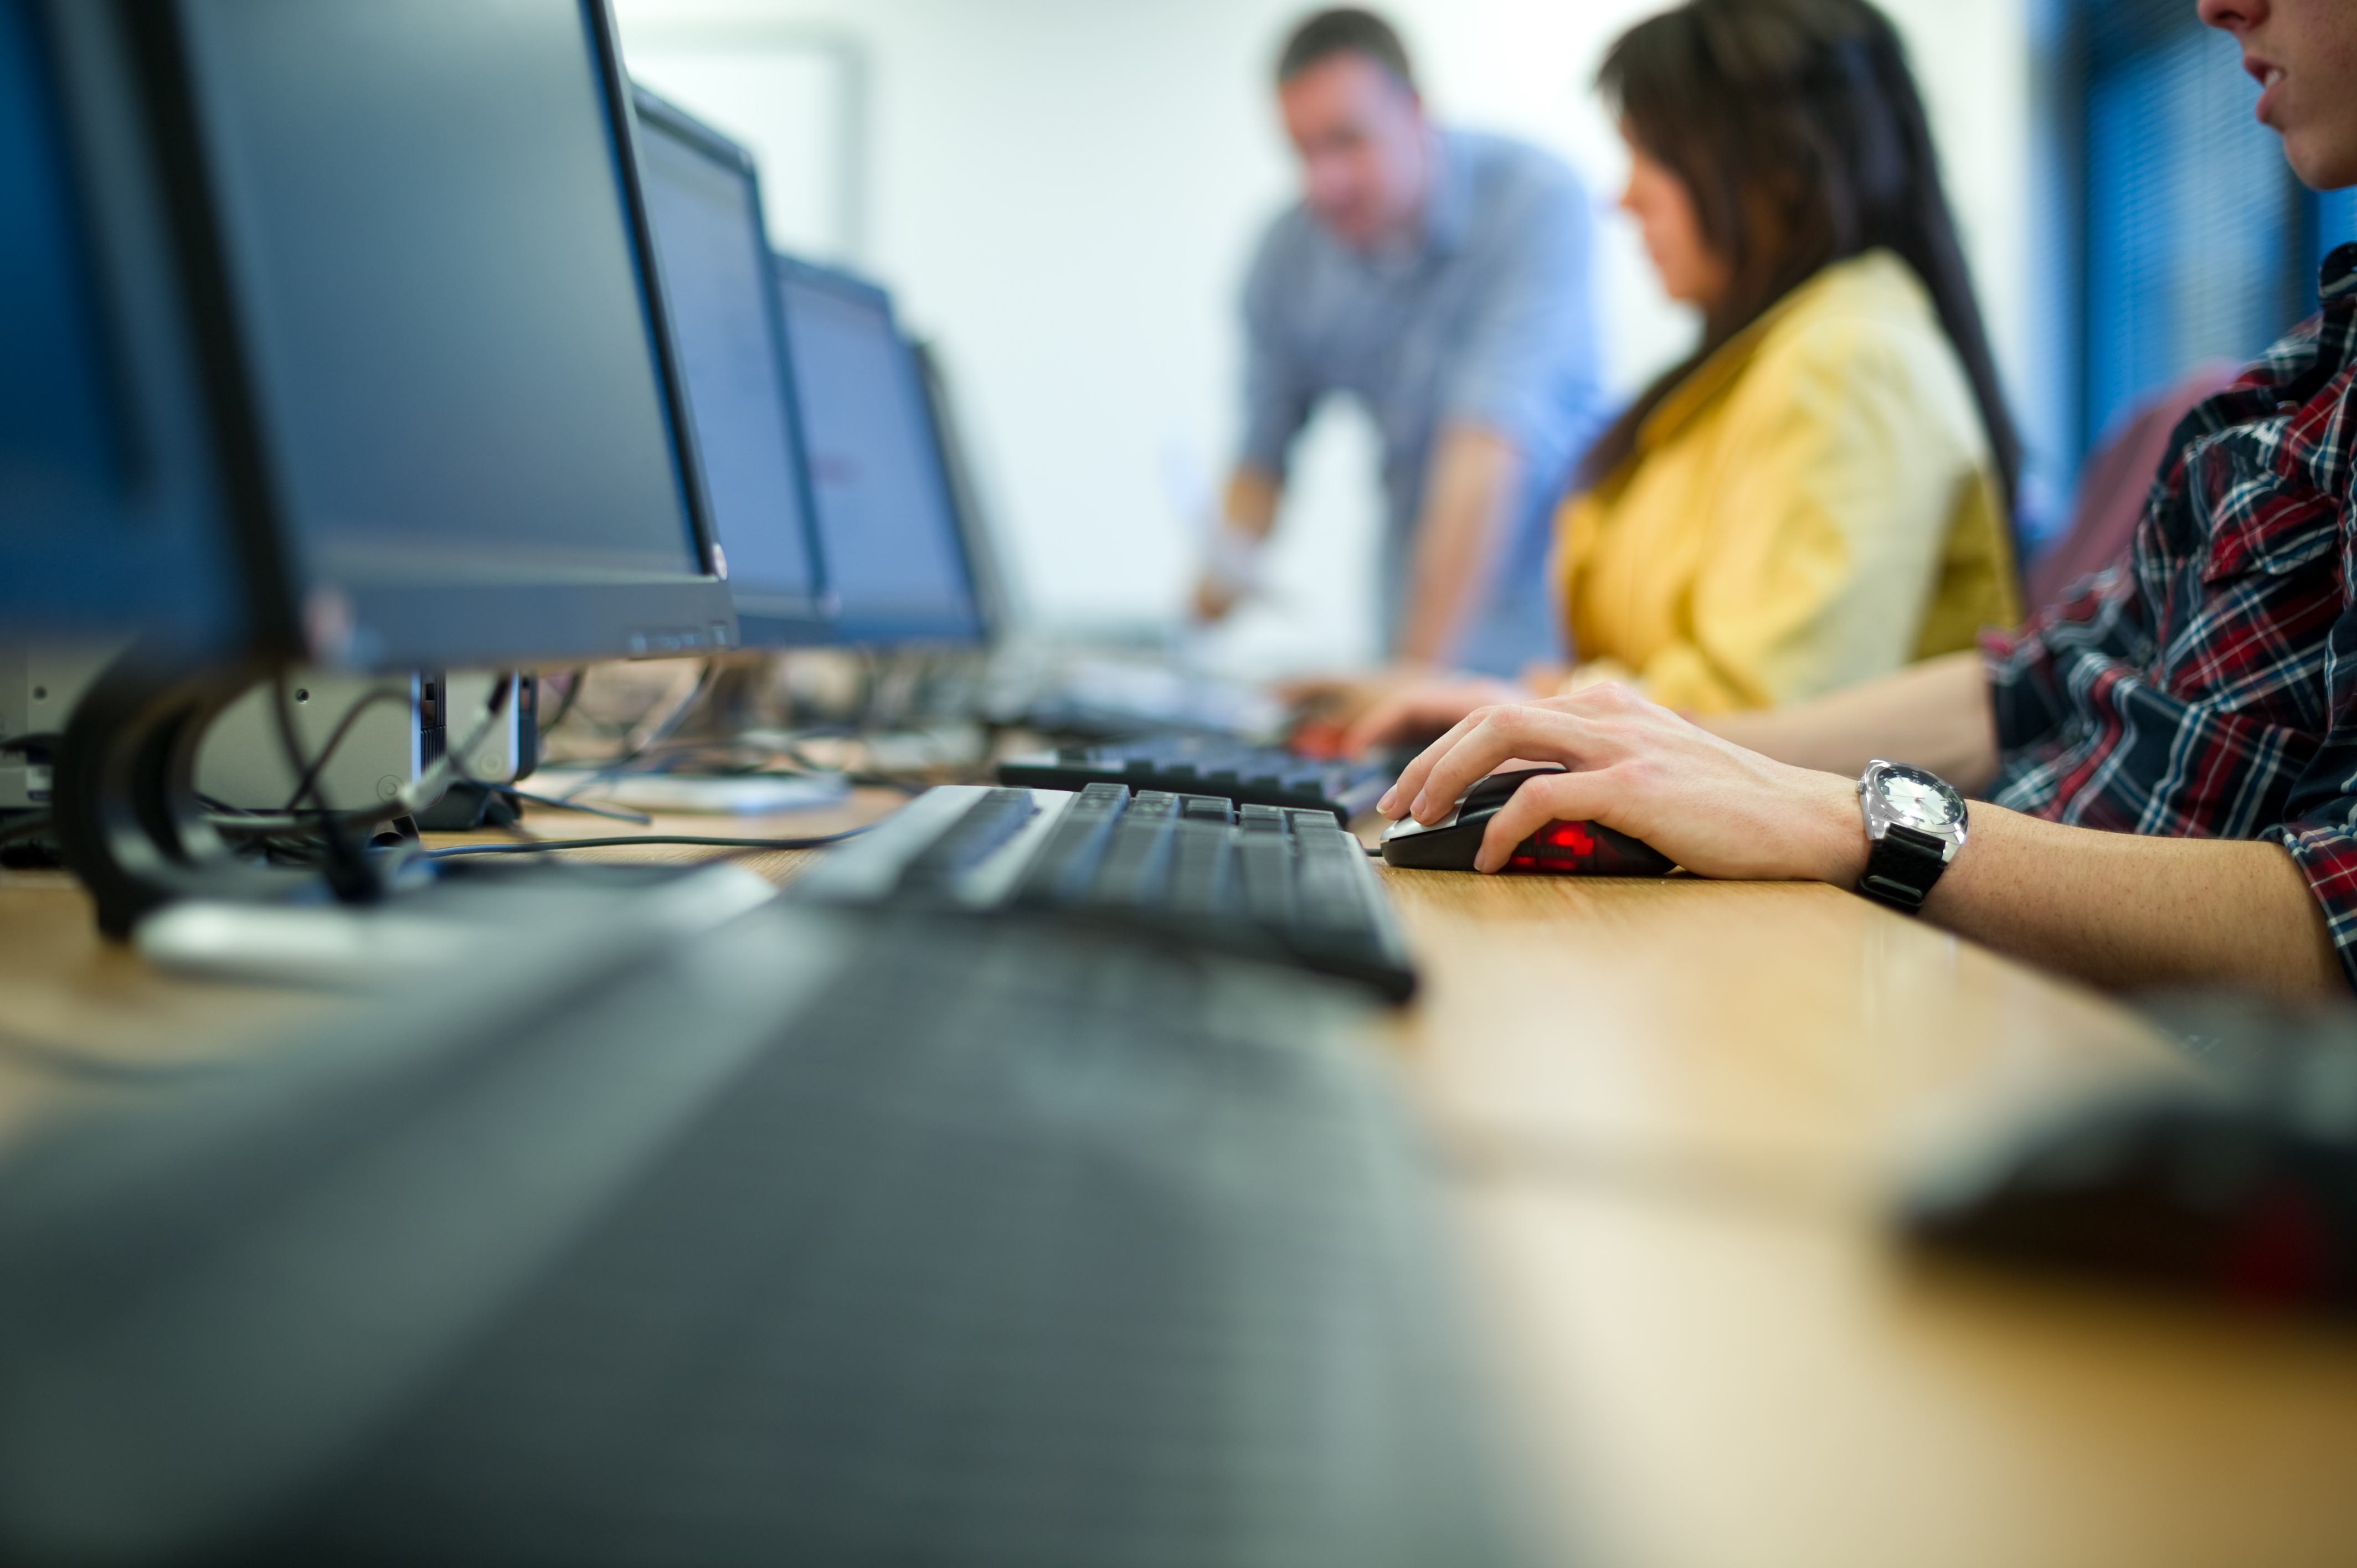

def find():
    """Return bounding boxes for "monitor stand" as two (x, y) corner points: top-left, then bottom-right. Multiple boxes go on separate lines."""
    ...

(50, 648), (327, 938)
(49, 648), (778, 986)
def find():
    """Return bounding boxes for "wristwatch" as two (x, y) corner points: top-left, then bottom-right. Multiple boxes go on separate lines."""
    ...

(1854, 759), (1968, 914)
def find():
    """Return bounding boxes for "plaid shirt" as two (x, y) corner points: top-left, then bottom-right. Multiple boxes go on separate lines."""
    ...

(1985, 243), (2357, 986)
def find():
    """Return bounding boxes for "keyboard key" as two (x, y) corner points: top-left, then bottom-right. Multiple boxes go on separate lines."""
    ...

(999, 740), (1405, 824)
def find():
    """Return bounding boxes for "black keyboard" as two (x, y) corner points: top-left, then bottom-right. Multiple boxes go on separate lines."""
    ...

(999, 737), (1402, 823)
(800, 783), (1418, 1000)
(0, 905), (1529, 1566)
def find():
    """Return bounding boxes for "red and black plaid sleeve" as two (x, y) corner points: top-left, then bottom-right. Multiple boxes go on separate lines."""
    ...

(1984, 244), (2357, 986)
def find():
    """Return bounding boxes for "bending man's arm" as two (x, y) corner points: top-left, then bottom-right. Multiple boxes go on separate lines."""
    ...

(1194, 466), (1282, 622)
(1377, 680), (2344, 999)
(1397, 425), (1523, 665)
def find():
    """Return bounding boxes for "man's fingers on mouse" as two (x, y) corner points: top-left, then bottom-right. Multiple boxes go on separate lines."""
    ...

(1404, 711), (1509, 821)
(1390, 708), (1494, 817)
(1473, 771), (1616, 873)
(1416, 704), (1582, 821)
(1377, 723), (1442, 814)
(1413, 728), (1538, 824)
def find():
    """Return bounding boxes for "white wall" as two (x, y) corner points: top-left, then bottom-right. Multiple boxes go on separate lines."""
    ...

(616, 0), (2033, 674)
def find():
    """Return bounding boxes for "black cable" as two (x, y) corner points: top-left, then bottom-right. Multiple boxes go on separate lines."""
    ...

(540, 663), (716, 773)
(0, 733), (62, 757)
(250, 673), (523, 845)
(0, 814), (55, 847)
(496, 787), (652, 826)
(272, 674), (383, 901)
(278, 685), (412, 812)
(425, 825), (871, 860)
(541, 666), (589, 734)
(0, 1026), (238, 1084)
(618, 660), (717, 764)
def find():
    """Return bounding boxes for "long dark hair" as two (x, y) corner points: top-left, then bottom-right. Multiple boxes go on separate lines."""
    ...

(1581, 0), (2021, 539)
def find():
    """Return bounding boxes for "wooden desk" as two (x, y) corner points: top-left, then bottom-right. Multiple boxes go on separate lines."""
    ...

(3, 797), (2355, 1567)
(1381, 871), (2357, 1568)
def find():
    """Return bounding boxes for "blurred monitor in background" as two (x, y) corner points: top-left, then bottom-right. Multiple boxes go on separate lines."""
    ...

(1195, 7), (1606, 686)
(909, 338), (1016, 643)
(771, 254), (987, 647)
(0, 0), (244, 649)
(634, 84), (834, 648)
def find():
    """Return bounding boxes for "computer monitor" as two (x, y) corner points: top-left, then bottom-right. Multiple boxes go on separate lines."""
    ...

(0, 0), (245, 649)
(771, 256), (987, 647)
(143, 0), (734, 670)
(631, 86), (831, 647)
(25, 0), (749, 934)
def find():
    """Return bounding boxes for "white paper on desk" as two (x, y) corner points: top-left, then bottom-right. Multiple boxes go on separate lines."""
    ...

(530, 770), (853, 816)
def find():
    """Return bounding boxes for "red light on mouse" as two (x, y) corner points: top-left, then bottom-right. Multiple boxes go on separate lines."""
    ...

(1500, 818), (1615, 874)
(1536, 821), (1598, 857)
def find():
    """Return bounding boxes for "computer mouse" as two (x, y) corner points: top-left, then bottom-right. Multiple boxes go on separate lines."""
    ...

(1377, 765), (1675, 875)
(1906, 1078), (2357, 1314)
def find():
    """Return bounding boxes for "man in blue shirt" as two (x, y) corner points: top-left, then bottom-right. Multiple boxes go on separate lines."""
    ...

(1195, 8), (1604, 683)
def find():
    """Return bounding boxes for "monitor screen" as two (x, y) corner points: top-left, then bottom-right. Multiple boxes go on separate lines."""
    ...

(160, 0), (734, 668)
(771, 256), (985, 646)
(633, 88), (830, 646)
(0, 0), (241, 647)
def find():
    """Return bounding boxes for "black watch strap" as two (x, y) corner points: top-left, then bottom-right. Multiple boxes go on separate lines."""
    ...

(1856, 823), (1949, 914)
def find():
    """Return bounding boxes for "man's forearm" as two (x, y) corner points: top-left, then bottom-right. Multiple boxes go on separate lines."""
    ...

(1703, 651), (2000, 791)
(1910, 809), (2343, 996)
(1704, 654), (2339, 992)
(1195, 468), (1284, 623)
(1380, 669), (2347, 998)
(1398, 427), (1521, 666)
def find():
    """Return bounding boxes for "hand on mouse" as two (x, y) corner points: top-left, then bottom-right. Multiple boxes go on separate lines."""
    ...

(1374, 682), (1867, 882)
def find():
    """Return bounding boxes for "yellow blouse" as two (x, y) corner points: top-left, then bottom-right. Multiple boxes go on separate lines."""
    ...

(1554, 249), (2019, 713)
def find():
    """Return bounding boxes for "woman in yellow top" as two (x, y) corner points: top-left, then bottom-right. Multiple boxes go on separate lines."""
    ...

(1349, 0), (2020, 744)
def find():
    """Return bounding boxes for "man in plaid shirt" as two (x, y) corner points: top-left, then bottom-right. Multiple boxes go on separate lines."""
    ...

(1363, 0), (2357, 998)
(1984, 247), (2357, 964)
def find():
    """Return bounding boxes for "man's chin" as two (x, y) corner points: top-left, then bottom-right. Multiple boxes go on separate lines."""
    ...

(2282, 136), (2357, 194)
(1310, 208), (1381, 247)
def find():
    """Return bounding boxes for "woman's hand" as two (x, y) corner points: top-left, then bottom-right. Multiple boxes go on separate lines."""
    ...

(1341, 676), (1530, 755)
(1376, 682), (1869, 883)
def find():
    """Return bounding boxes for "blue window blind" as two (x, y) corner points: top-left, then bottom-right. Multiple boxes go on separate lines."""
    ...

(2313, 187), (2357, 301)
(2082, 3), (2301, 446)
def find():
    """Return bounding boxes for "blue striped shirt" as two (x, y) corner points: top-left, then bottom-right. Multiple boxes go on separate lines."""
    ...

(1239, 130), (1604, 674)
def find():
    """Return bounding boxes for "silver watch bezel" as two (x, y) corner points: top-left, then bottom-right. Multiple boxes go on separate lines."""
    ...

(1856, 759), (1969, 864)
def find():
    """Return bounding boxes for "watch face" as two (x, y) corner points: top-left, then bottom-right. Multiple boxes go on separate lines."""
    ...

(1873, 765), (1963, 831)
